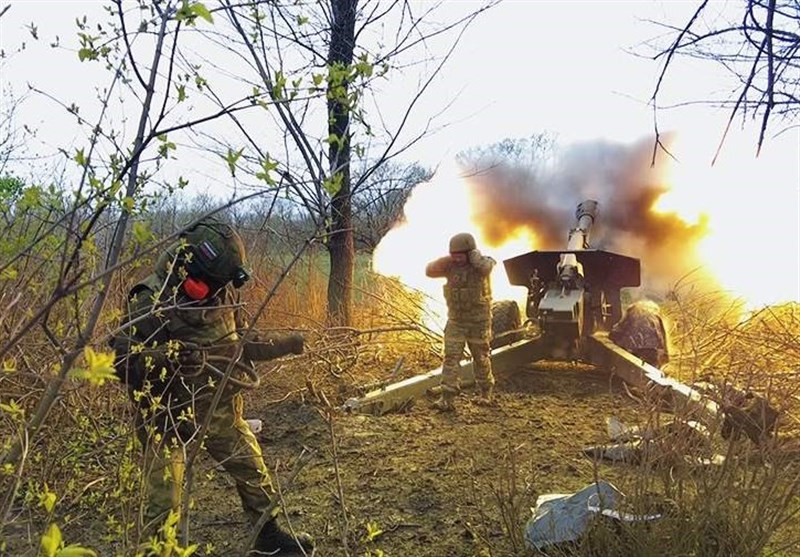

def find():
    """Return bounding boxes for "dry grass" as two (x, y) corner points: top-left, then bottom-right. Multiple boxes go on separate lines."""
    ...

(2, 251), (800, 556)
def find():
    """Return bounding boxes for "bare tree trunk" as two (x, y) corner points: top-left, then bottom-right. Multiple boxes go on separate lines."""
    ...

(326, 0), (357, 327)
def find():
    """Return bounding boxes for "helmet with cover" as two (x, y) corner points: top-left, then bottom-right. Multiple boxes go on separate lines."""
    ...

(181, 218), (250, 293)
(449, 232), (476, 254)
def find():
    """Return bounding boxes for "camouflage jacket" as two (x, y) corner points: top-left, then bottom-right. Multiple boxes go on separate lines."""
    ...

(426, 250), (495, 323)
(111, 244), (298, 389)
(109, 245), (236, 386)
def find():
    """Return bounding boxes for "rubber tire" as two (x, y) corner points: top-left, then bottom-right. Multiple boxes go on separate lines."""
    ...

(491, 300), (522, 349)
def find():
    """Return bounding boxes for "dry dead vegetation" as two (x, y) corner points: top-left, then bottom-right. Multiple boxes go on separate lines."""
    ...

(2, 254), (800, 557)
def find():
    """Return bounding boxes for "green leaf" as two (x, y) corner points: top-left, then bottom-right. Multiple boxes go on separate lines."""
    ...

(157, 134), (177, 158)
(56, 546), (98, 557)
(132, 221), (153, 245)
(1, 357), (16, 372)
(190, 3), (213, 23)
(0, 175), (24, 200)
(353, 144), (365, 158)
(327, 133), (343, 149)
(223, 147), (244, 177)
(0, 267), (17, 281)
(254, 156), (278, 185)
(39, 488), (57, 513)
(312, 73), (325, 86)
(122, 196), (135, 213)
(354, 54), (373, 78)
(74, 148), (86, 167)
(176, 5), (190, 21)
(322, 173), (343, 196)
(272, 71), (286, 100)
(176, 84), (187, 102)
(362, 521), (384, 543)
(296, 15), (308, 25)
(0, 399), (24, 417)
(109, 179), (122, 197)
(40, 523), (62, 557)
(68, 347), (119, 386)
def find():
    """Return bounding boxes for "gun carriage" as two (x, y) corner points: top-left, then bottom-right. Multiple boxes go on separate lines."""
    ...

(345, 200), (719, 423)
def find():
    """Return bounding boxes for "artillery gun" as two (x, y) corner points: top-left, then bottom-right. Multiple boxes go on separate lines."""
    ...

(503, 199), (637, 359)
(344, 200), (719, 422)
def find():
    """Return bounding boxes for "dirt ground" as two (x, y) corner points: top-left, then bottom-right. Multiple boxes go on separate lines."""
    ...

(7, 313), (799, 556)
(188, 359), (645, 557)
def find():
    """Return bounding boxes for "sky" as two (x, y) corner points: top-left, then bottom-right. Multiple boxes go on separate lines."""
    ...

(2, 1), (796, 168)
(1, 0), (799, 304)
(380, 0), (798, 162)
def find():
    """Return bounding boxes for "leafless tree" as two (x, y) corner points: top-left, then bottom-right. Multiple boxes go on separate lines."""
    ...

(210, 0), (498, 326)
(0, 0), (289, 536)
(649, 0), (800, 160)
(457, 132), (558, 173)
(352, 160), (432, 251)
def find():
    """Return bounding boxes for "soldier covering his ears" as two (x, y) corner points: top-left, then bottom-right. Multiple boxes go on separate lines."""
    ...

(426, 232), (496, 411)
(111, 218), (314, 555)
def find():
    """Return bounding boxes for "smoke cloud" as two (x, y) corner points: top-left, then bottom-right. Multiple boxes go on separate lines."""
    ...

(463, 135), (711, 292)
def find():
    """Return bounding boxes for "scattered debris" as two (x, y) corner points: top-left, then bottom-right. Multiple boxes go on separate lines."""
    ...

(245, 418), (263, 434)
(524, 480), (661, 551)
(582, 415), (724, 466)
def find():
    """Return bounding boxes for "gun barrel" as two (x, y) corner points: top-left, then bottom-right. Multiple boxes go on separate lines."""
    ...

(559, 199), (598, 281)
(566, 199), (598, 251)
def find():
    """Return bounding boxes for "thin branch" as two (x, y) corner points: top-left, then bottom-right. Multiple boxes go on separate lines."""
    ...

(650, 0), (710, 164)
(757, 0), (778, 155)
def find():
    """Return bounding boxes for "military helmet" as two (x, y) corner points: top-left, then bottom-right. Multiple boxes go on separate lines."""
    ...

(449, 232), (476, 253)
(181, 218), (250, 289)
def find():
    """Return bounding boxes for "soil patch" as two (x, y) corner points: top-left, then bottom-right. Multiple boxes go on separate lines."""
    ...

(190, 362), (641, 556)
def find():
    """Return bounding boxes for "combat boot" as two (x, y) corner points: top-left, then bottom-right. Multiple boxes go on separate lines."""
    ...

(474, 384), (495, 406)
(432, 394), (456, 412)
(251, 519), (315, 555)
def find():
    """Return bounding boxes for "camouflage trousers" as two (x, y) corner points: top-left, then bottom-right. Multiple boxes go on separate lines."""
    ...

(135, 387), (278, 534)
(441, 320), (494, 397)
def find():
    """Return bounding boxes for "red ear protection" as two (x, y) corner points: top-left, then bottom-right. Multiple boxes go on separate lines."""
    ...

(183, 276), (210, 300)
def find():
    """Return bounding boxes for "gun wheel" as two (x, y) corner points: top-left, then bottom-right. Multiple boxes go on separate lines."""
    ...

(491, 300), (523, 349)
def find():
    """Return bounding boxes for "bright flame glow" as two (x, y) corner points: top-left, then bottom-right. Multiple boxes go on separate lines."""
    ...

(656, 132), (800, 307)
(375, 134), (799, 325)
(373, 161), (531, 329)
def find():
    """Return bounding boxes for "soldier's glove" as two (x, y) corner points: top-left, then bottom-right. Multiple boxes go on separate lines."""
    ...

(286, 333), (305, 355)
(243, 333), (305, 361)
(469, 249), (496, 271)
(177, 349), (207, 374)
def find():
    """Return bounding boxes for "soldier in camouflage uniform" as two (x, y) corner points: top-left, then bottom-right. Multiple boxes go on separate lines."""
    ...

(426, 233), (496, 411)
(112, 218), (314, 555)
(609, 300), (669, 368)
